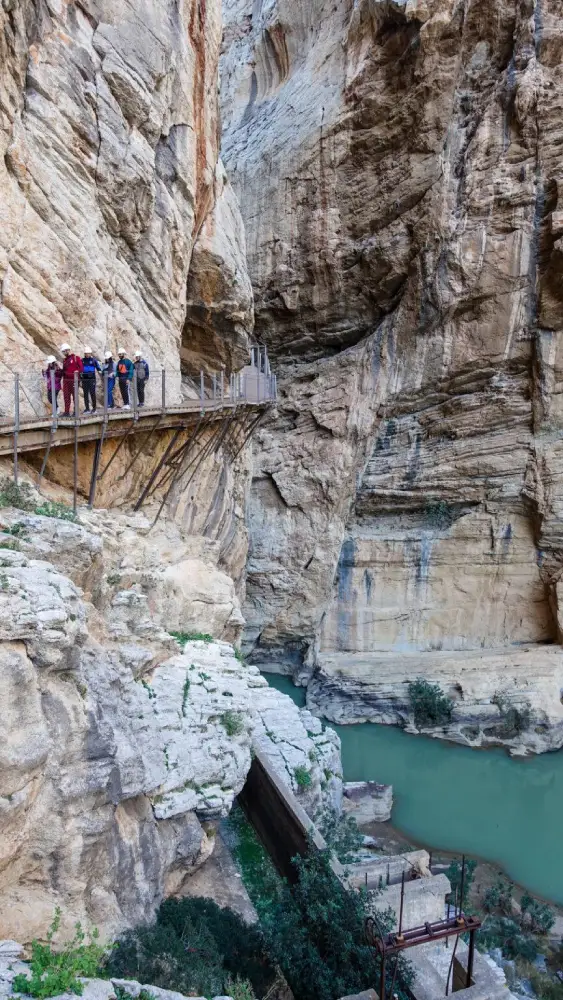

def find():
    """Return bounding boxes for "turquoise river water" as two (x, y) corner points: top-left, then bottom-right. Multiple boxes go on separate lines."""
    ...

(265, 674), (563, 906)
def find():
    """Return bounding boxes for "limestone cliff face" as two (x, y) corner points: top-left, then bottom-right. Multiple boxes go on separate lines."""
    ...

(0, 500), (342, 944)
(221, 0), (563, 748)
(0, 0), (252, 403)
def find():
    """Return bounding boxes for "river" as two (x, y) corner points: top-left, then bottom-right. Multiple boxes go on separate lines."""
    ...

(265, 673), (563, 906)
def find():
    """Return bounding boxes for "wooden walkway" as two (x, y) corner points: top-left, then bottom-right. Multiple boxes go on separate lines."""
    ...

(0, 397), (269, 458)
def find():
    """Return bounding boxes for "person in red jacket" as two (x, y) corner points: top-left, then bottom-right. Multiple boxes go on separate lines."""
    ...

(59, 343), (83, 416)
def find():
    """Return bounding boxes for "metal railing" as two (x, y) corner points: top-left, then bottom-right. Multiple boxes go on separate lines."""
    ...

(0, 365), (277, 431)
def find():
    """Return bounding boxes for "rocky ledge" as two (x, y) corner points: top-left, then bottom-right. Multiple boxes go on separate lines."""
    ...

(307, 647), (563, 756)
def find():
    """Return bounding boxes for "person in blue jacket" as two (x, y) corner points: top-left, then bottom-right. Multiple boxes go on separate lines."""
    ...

(81, 347), (101, 413)
(133, 351), (150, 407)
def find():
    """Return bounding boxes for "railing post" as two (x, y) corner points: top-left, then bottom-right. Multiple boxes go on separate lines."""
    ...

(200, 370), (205, 412)
(13, 374), (20, 484)
(103, 371), (108, 423)
(220, 368), (224, 403)
(73, 371), (79, 515)
(161, 368), (166, 412)
(212, 373), (217, 403)
(132, 371), (138, 421)
(50, 368), (58, 430)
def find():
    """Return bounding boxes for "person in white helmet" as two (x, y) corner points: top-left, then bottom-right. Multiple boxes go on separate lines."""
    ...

(133, 351), (150, 407)
(59, 343), (83, 416)
(116, 349), (133, 409)
(81, 347), (101, 413)
(42, 356), (62, 412)
(101, 351), (116, 409)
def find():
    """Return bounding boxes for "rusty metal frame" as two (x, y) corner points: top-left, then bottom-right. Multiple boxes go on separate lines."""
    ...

(133, 426), (184, 511)
(97, 419), (136, 481)
(365, 857), (481, 1000)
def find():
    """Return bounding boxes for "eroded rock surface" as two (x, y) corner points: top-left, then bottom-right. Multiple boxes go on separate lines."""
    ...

(0, 505), (341, 944)
(221, 0), (563, 750)
(0, 0), (252, 420)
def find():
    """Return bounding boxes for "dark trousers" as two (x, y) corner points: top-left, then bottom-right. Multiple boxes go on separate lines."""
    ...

(136, 379), (145, 405)
(47, 388), (60, 410)
(62, 378), (75, 414)
(83, 377), (96, 410)
(119, 378), (130, 405)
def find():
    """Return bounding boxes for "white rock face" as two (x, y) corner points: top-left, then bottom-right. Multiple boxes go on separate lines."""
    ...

(0, 0), (251, 417)
(0, 505), (342, 944)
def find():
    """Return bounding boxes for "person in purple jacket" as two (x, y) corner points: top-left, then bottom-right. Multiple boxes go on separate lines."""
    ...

(42, 356), (62, 412)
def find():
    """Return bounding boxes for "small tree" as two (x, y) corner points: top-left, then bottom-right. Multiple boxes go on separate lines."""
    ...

(407, 677), (453, 728)
(520, 893), (555, 936)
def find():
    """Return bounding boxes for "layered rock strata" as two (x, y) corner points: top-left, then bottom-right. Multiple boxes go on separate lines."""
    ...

(221, 0), (563, 749)
(0, 0), (252, 418)
(0, 500), (341, 944)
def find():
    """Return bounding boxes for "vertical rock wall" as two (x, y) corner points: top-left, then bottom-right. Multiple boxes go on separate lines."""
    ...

(221, 0), (563, 744)
(0, 0), (252, 394)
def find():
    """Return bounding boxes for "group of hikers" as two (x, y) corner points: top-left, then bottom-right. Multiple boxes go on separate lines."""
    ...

(42, 345), (150, 417)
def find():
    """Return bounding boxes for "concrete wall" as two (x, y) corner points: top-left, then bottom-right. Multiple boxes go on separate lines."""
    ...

(238, 749), (331, 882)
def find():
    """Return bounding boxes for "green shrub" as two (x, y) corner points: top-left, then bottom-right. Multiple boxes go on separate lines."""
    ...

(12, 909), (104, 998)
(0, 478), (35, 511)
(319, 812), (363, 865)
(221, 710), (245, 736)
(234, 648), (245, 663)
(407, 677), (453, 728)
(477, 879), (554, 965)
(492, 691), (532, 738)
(106, 896), (274, 999)
(106, 573), (121, 587)
(34, 501), (77, 522)
(261, 846), (413, 1000)
(424, 501), (456, 530)
(520, 893), (555, 936)
(170, 630), (214, 647)
(225, 975), (256, 1000)
(482, 877), (514, 916)
(3, 522), (29, 537)
(113, 989), (155, 1000)
(294, 765), (312, 789)
(522, 962), (563, 1000)
(477, 915), (537, 962)
(182, 675), (190, 716)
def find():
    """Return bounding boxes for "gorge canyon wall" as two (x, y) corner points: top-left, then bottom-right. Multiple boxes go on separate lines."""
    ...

(0, 0), (346, 944)
(221, 0), (563, 750)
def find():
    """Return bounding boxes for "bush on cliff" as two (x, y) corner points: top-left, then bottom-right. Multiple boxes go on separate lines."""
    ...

(12, 908), (105, 998)
(407, 677), (453, 729)
(260, 847), (413, 1000)
(105, 896), (274, 999)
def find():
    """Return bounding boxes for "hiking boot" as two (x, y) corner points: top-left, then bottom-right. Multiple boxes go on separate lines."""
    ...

(122, 404), (131, 410)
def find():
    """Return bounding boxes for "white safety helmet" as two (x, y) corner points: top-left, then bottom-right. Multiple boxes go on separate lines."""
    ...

(83, 346), (93, 354)
(134, 351), (142, 358)
(60, 343), (71, 352)
(104, 351), (113, 360)
(118, 348), (126, 355)
(46, 355), (56, 364)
